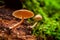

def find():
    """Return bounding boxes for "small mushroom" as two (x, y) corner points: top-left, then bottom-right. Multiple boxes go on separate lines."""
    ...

(9, 9), (34, 29)
(29, 14), (42, 28)
(33, 14), (42, 21)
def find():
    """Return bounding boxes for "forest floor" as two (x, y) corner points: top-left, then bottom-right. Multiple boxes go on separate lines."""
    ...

(0, 6), (55, 40)
(0, 7), (36, 40)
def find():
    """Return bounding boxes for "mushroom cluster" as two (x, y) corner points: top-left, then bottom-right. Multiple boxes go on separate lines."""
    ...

(9, 9), (42, 29)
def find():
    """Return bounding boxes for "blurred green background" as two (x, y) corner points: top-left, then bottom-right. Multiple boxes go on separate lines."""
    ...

(23, 0), (60, 40)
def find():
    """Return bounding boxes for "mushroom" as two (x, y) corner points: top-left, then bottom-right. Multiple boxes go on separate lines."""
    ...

(9, 9), (34, 29)
(29, 14), (42, 28)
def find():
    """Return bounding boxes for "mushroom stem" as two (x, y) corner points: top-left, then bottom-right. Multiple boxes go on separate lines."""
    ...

(9, 17), (24, 29)
(31, 22), (38, 28)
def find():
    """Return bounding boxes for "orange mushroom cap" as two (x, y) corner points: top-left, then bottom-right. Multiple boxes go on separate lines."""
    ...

(12, 9), (34, 19)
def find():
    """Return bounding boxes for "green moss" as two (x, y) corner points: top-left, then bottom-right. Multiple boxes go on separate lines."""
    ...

(23, 0), (60, 40)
